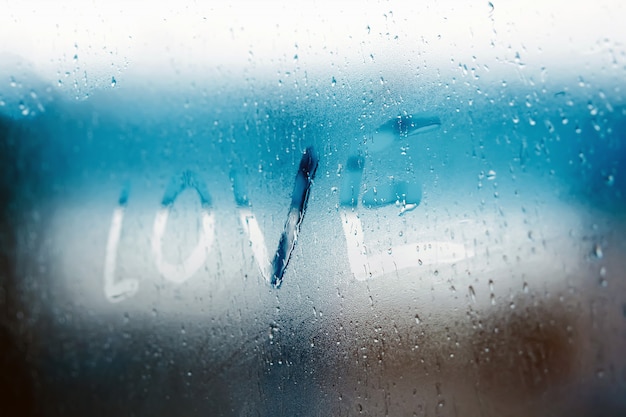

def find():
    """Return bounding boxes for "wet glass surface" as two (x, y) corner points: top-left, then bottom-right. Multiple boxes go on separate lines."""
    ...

(1, 1), (626, 416)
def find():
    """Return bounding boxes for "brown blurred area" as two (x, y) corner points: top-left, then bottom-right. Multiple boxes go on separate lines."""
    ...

(314, 251), (626, 416)
(3, 282), (625, 417)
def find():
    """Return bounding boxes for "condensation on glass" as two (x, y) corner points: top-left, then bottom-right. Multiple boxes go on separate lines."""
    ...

(1, 1), (625, 416)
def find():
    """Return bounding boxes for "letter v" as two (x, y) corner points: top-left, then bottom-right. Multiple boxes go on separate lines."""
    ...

(232, 147), (318, 288)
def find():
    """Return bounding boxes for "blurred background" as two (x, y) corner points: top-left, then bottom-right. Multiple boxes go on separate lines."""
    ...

(1, 1), (625, 415)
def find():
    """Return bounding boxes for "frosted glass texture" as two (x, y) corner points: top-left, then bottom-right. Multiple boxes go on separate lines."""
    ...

(1, 1), (625, 416)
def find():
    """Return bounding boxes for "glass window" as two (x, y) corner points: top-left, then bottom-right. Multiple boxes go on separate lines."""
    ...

(1, 1), (625, 416)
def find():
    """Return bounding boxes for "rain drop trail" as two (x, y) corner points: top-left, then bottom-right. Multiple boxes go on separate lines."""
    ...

(271, 147), (319, 288)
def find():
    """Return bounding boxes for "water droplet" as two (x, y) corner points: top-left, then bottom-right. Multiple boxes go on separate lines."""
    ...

(486, 170), (496, 180)
(111, 76), (117, 87)
(268, 323), (279, 342)
(331, 76), (337, 87)
(399, 202), (418, 216)
(415, 314), (421, 324)
(606, 175), (615, 186)
(469, 285), (476, 303)
(593, 244), (604, 259)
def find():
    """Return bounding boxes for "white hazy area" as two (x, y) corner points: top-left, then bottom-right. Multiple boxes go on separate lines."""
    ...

(1, 0), (624, 95)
